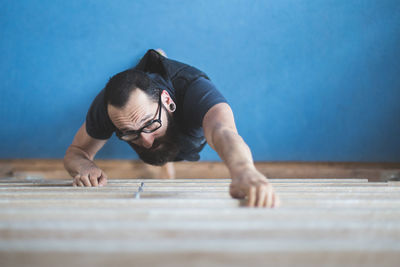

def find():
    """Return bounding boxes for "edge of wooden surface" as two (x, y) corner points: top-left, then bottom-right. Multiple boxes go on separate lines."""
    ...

(1, 159), (399, 181)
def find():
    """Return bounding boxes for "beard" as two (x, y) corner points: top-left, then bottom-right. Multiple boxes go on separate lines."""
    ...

(127, 108), (180, 166)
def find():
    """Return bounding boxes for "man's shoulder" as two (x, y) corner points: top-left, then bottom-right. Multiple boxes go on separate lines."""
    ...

(85, 88), (115, 140)
(176, 77), (227, 131)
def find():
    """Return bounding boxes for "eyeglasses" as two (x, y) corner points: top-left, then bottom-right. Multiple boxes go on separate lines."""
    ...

(116, 92), (162, 142)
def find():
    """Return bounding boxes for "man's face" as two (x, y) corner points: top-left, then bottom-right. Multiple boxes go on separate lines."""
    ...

(107, 89), (180, 165)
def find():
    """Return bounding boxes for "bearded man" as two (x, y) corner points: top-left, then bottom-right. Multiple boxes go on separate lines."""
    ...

(64, 49), (279, 208)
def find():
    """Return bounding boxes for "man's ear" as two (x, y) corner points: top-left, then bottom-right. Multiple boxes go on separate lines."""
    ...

(161, 90), (176, 112)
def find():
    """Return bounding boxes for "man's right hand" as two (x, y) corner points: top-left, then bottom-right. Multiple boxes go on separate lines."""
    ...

(72, 163), (108, 187)
(64, 123), (109, 187)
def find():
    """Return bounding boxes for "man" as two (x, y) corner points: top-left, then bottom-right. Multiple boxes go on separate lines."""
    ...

(64, 49), (279, 208)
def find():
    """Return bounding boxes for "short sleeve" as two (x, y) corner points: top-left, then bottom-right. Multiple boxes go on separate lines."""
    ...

(85, 89), (116, 139)
(182, 77), (227, 129)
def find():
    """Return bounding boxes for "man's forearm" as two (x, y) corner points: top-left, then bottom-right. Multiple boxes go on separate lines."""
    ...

(202, 104), (277, 207)
(211, 127), (256, 178)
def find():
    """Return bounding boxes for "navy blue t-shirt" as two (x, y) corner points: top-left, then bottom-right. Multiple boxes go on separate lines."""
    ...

(85, 75), (227, 141)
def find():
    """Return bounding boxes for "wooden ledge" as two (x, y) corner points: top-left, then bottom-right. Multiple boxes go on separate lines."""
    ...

(1, 159), (399, 181)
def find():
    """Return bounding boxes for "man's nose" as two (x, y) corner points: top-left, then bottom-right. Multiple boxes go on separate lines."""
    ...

(140, 133), (155, 149)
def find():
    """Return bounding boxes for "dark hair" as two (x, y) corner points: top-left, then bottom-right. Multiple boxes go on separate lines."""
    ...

(104, 69), (159, 108)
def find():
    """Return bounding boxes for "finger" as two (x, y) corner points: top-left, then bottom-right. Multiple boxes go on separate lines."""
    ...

(229, 183), (246, 199)
(72, 175), (80, 187)
(74, 175), (84, 187)
(77, 179), (84, 187)
(271, 189), (280, 208)
(256, 186), (267, 208)
(247, 186), (257, 207)
(98, 172), (108, 187)
(89, 173), (99, 187)
(80, 175), (91, 187)
(229, 187), (246, 199)
(266, 186), (274, 208)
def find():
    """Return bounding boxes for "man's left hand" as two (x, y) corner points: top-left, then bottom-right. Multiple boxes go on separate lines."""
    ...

(229, 167), (280, 208)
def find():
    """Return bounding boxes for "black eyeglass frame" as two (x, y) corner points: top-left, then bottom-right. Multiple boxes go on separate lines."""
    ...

(115, 91), (162, 141)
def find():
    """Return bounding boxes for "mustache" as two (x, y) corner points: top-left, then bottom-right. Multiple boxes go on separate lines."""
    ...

(129, 139), (179, 166)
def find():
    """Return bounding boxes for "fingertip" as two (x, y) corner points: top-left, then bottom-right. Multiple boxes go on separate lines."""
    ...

(267, 187), (275, 208)
(256, 186), (267, 208)
(98, 178), (107, 187)
(98, 173), (108, 187)
(248, 186), (256, 207)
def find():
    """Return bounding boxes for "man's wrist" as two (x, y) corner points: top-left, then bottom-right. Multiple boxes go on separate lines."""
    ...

(228, 161), (256, 179)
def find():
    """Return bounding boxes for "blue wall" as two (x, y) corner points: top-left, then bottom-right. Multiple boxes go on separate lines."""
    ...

(1, 0), (399, 162)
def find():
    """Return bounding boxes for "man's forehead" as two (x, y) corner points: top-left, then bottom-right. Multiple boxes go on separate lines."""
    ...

(108, 90), (150, 111)
(107, 89), (155, 125)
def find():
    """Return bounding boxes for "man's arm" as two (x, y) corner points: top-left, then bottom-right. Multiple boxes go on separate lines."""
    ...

(203, 103), (279, 208)
(64, 122), (108, 187)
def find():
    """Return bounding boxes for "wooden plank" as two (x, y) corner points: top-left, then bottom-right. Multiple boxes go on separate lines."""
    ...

(0, 251), (399, 267)
(1, 208), (400, 221)
(1, 192), (400, 201)
(0, 178), (371, 184)
(0, 184), (394, 191)
(1, 198), (400, 209)
(2, 159), (399, 180)
(0, 178), (380, 188)
(3, 183), (388, 189)
(105, 178), (371, 183)
(1, 228), (399, 243)
(0, 183), (393, 190)
(1, 177), (400, 267)
(1, 238), (399, 252)
(1, 217), (400, 231)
